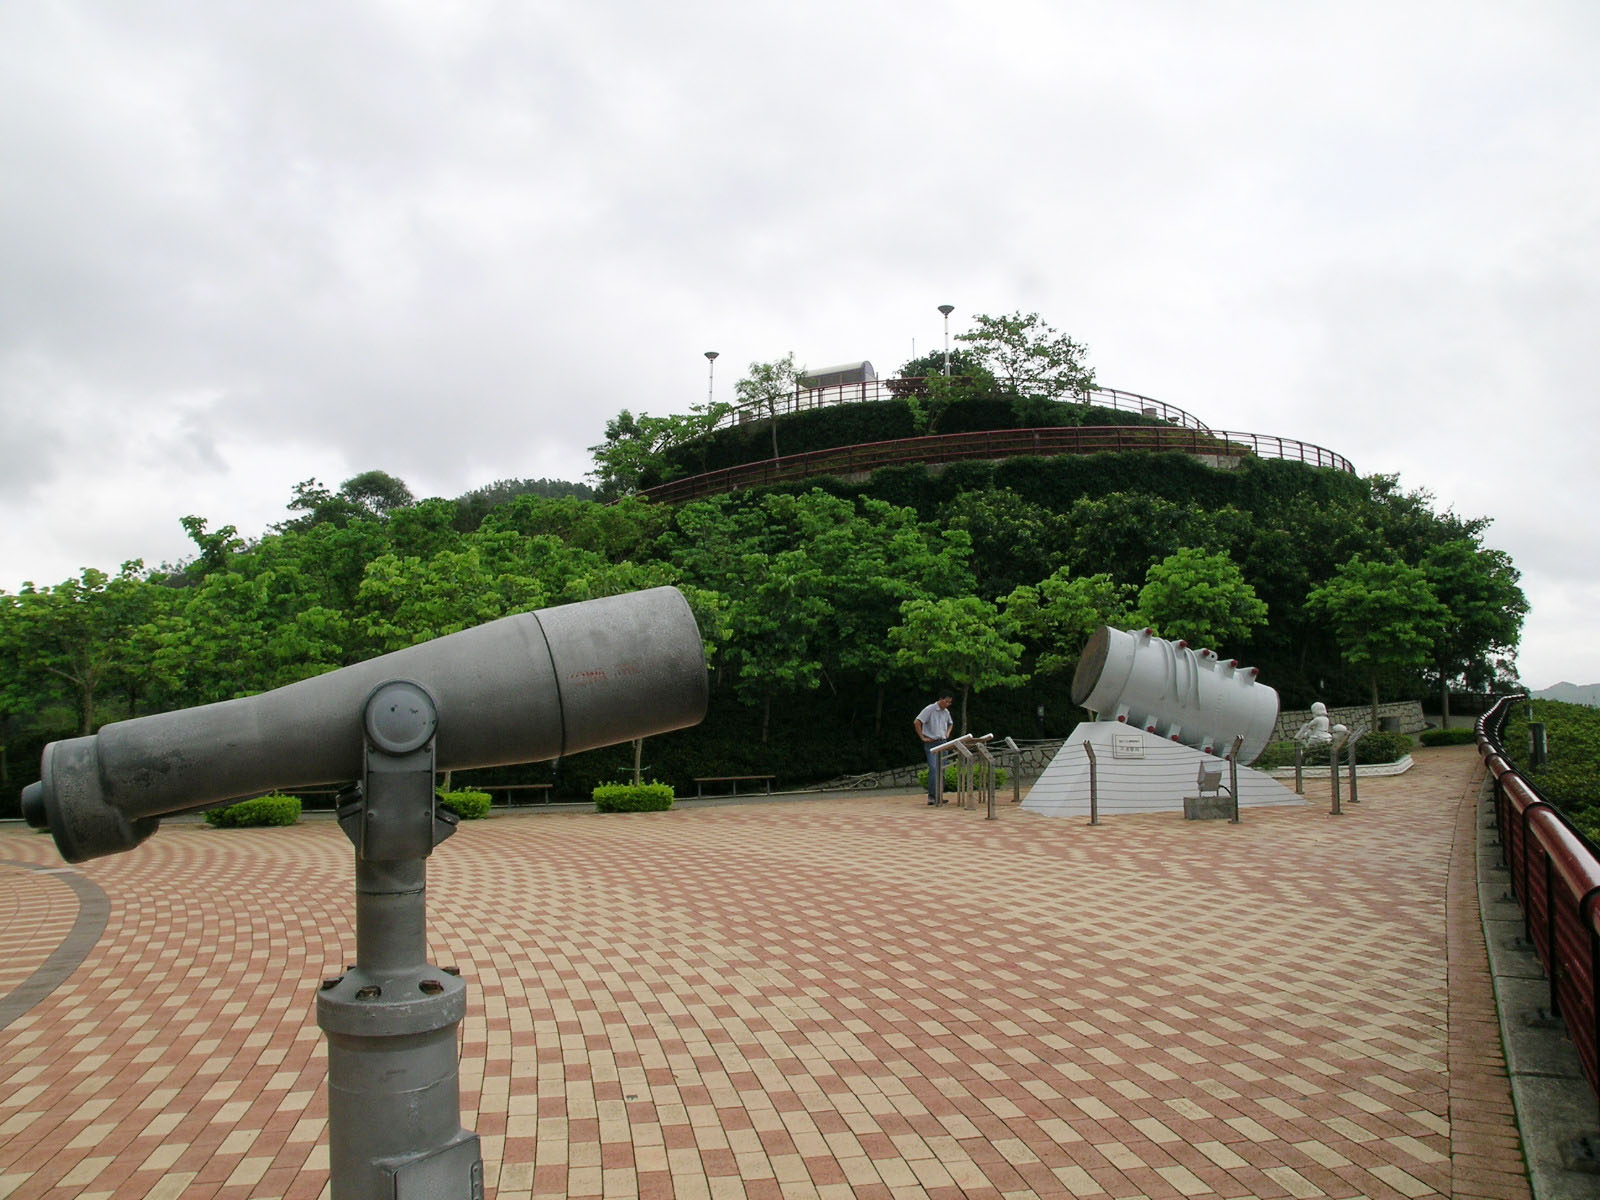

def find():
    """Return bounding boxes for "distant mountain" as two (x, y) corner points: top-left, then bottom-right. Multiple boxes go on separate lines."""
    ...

(1533, 682), (1600, 707)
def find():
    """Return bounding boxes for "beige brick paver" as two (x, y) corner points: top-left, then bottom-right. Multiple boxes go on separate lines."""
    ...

(0, 744), (1529, 1197)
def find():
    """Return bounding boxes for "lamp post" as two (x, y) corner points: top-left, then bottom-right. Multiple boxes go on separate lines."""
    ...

(704, 350), (719, 407)
(937, 305), (954, 376)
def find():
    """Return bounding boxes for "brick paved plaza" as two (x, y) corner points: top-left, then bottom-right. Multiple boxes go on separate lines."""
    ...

(0, 744), (1528, 1199)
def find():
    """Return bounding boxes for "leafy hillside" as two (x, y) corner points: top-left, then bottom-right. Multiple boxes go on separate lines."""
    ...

(1, 427), (1528, 812)
(1503, 699), (1600, 841)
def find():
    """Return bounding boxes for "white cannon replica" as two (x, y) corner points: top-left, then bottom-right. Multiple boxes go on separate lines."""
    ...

(1024, 626), (1303, 819)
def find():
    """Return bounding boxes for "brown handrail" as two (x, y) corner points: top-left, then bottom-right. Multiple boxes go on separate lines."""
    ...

(1479, 696), (1600, 1104)
(637, 425), (1355, 505)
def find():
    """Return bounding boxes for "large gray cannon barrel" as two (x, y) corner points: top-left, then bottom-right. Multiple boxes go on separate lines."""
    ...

(1071, 624), (1278, 763)
(23, 586), (708, 863)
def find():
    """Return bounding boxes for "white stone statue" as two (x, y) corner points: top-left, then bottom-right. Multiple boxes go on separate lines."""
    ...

(1294, 702), (1333, 747)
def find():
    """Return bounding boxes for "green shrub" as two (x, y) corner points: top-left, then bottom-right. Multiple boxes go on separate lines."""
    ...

(1355, 730), (1414, 764)
(1505, 701), (1600, 822)
(1254, 731), (1412, 769)
(918, 765), (1010, 792)
(1420, 726), (1477, 746)
(205, 793), (302, 827)
(593, 781), (675, 813)
(438, 789), (492, 820)
(1252, 741), (1304, 770)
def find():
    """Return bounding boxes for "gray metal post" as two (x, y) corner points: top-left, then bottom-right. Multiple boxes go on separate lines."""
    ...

(1330, 737), (1343, 815)
(1083, 740), (1101, 826)
(318, 681), (483, 1200)
(1346, 732), (1362, 805)
(973, 743), (998, 820)
(999, 737), (1024, 805)
(1227, 735), (1243, 824)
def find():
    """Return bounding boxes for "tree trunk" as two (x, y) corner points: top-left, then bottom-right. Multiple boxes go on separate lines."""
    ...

(761, 694), (771, 744)
(1440, 675), (1452, 728)
(960, 685), (971, 735)
(631, 737), (644, 785)
(1369, 673), (1381, 737)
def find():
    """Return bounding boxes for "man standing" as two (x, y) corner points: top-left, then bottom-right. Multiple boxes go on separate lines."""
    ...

(914, 692), (956, 805)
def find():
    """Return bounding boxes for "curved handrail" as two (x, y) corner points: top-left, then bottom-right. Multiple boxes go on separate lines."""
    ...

(1478, 694), (1600, 1102)
(638, 424), (1354, 505)
(715, 377), (1211, 433)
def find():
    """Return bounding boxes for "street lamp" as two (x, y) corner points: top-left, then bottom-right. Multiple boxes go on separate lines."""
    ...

(704, 350), (719, 406)
(937, 305), (954, 376)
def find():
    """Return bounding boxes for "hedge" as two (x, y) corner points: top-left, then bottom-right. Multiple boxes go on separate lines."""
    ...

(593, 782), (675, 813)
(438, 789), (492, 820)
(204, 794), (302, 827)
(1254, 730), (1412, 769)
(1419, 727), (1477, 746)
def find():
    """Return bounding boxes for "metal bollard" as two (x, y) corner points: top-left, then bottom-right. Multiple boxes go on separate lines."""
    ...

(1228, 735), (1243, 824)
(1083, 740), (1101, 826)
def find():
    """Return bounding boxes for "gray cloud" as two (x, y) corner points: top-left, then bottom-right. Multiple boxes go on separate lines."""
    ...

(2, 0), (1597, 685)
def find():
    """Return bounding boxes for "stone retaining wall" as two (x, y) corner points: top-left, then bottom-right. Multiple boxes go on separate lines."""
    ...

(818, 739), (1065, 791)
(1271, 700), (1427, 742)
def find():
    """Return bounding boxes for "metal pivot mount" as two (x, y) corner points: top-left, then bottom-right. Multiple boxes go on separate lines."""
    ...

(316, 680), (484, 1200)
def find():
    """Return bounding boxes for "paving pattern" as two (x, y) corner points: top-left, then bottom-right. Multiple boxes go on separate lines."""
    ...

(0, 745), (1529, 1198)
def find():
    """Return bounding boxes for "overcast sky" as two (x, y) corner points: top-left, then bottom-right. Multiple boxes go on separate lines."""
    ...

(3, 1), (1597, 689)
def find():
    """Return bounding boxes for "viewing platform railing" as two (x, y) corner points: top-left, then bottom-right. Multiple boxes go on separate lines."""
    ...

(638, 424), (1354, 505)
(1478, 694), (1600, 1105)
(715, 377), (1210, 432)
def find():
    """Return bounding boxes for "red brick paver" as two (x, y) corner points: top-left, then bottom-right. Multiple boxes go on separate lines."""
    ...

(0, 744), (1528, 1198)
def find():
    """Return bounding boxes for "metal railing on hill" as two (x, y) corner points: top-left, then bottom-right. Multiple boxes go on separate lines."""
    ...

(716, 378), (1210, 432)
(638, 424), (1354, 505)
(1478, 695), (1600, 1104)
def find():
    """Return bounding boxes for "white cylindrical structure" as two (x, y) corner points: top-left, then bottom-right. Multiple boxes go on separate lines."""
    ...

(1071, 626), (1279, 763)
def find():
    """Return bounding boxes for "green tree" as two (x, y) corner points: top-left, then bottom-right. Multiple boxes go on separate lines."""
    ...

(734, 353), (800, 460)
(1305, 556), (1449, 733)
(897, 347), (987, 381)
(386, 498), (465, 560)
(764, 491), (975, 730)
(955, 311), (1095, 397)
(1136, 547), (1268, 651)
(889, 595), (1026, 734)
(1003, 570), (1136, 677)
(7, 564), (168, 732)
(939, 489), (1070, 599)
(479, 494), (669, 562)
(587, 409), (678, 500)
(1420, 539), (1528, 721)
(1062, 493), (1219, 586)
(152, 566), (350, 703)
(340, 470), (415, 517)
(178, 515), (245, 577)
(588, 404), (729, 499)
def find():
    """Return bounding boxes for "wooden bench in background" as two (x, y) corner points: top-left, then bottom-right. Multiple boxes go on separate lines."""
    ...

(692, 774), (776, 798)
(477, 783), (554, 807)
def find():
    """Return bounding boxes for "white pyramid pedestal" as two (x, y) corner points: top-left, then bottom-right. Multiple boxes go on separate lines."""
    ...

(1022, 722), (1305, 818)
